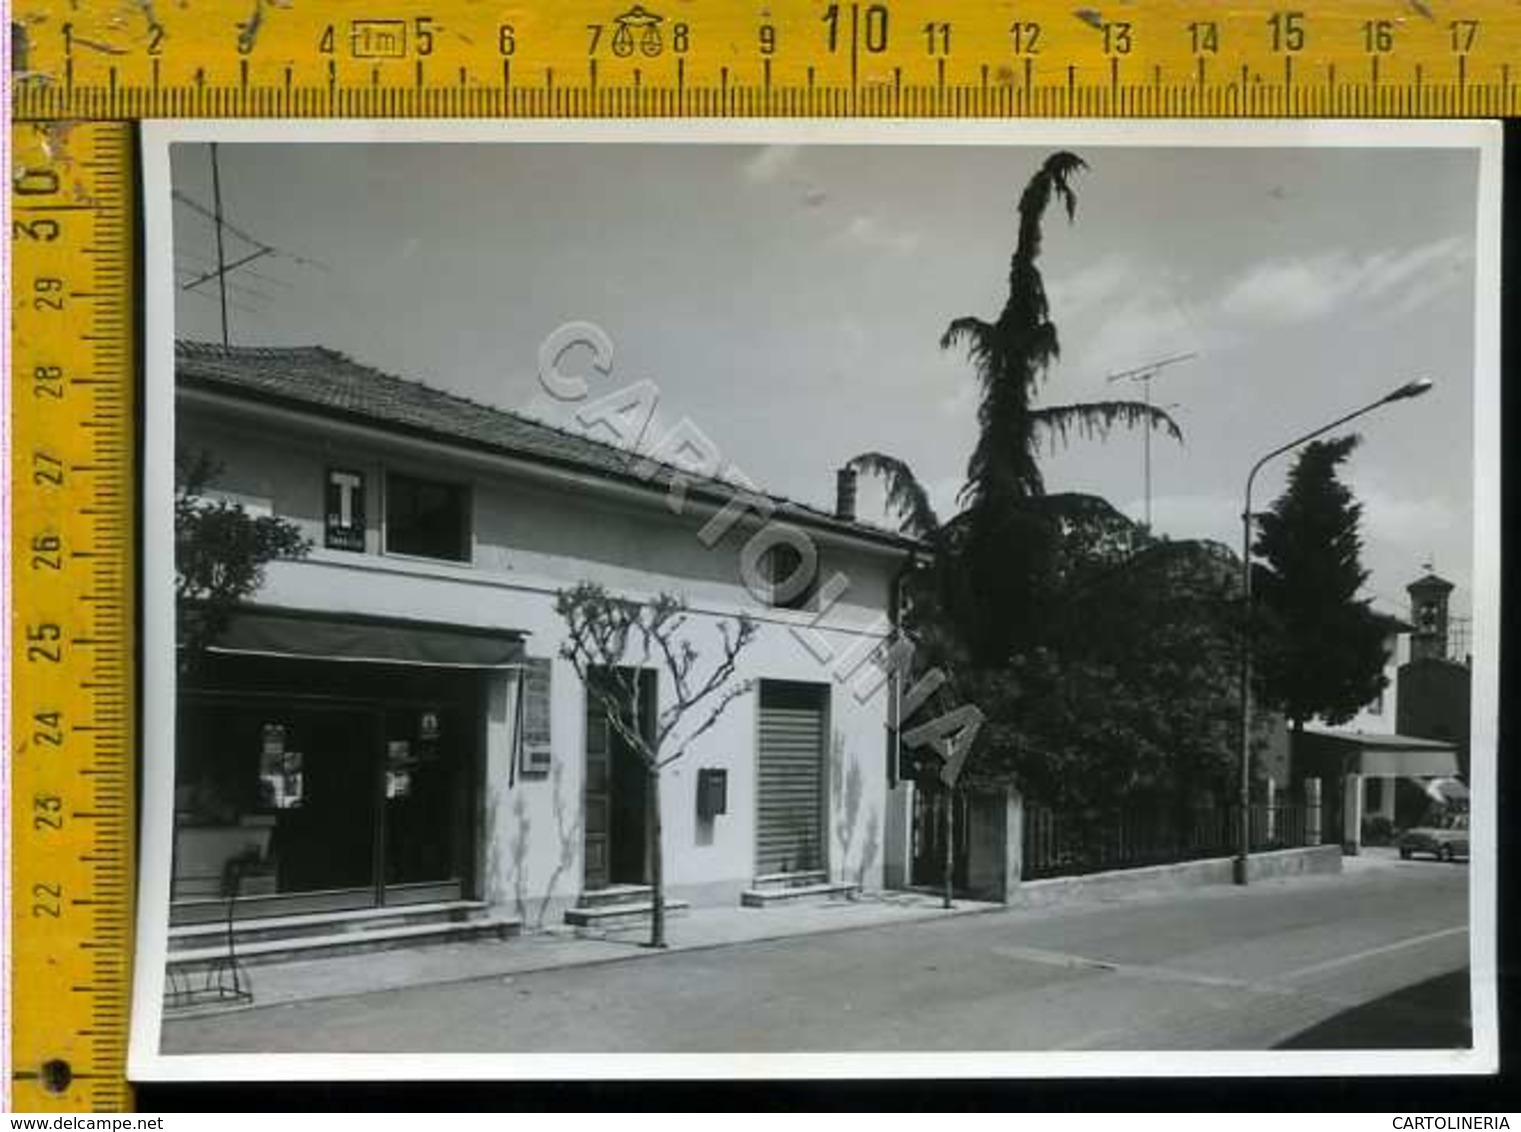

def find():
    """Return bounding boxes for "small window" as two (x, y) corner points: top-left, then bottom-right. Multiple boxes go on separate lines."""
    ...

(385, 471), (470, 562)
(762, 542), (819, 611)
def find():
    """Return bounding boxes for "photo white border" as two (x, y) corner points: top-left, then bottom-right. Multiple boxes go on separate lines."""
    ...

(132, 116), (1503, 1084)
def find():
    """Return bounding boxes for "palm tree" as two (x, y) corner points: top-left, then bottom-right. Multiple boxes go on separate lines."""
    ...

(853, 151), (1182, 667)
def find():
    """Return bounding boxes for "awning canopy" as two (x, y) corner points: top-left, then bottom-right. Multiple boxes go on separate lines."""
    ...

(206, 607), (525, 669)
(1300, 727), (1460, 779)
(1360, 746), (1461, 777)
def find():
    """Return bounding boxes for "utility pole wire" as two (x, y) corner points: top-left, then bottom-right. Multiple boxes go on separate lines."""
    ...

(172, 189), (331, 272)
(180, 247), (275, 292)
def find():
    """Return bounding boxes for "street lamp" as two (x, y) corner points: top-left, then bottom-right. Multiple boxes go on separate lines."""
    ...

(1234, 377), (1433, 886)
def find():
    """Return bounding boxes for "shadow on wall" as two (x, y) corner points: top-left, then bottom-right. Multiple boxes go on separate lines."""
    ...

(831, 730), (880, 891)
(499, 760), (583, 931)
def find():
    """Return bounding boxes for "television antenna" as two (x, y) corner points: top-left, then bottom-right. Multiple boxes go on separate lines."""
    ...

(1106, 351), (1197, 529)
(173, 143), (328, 345)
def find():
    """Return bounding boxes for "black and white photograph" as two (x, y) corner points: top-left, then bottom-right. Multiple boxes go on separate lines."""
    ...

(131, 119), (1500, 1080)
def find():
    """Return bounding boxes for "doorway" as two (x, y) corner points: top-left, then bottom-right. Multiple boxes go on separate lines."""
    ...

(583, 667), (656, 890)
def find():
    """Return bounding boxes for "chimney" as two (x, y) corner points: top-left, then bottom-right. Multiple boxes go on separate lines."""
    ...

(835, 466), (858, 522)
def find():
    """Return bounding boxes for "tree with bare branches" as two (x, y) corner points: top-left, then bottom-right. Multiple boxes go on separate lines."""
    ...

(555, 583), (758, 948)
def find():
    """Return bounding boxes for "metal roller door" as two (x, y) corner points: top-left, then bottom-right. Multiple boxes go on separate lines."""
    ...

(756, 681), (828, 876)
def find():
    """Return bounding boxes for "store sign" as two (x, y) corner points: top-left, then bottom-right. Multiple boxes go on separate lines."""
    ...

(325, 467), (366, 551)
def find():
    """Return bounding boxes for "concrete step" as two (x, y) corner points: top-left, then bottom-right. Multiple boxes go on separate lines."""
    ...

(166, 915), (521, 973)
(170, 881), (463, 925)
(750, 870), (829, 891)
(576, 884), (655, 909)
(563, 899), (691, 933)
(167, 900), (488, 952)
(741, 881), (859, 908)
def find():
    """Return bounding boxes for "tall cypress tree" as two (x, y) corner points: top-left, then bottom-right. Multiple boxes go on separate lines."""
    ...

(1252, 435), (1390, 737)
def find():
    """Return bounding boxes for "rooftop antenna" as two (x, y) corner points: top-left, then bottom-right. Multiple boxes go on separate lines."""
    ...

(177, 144), (328, 344)
(1106, 351), (1197, 529)
(210, 143), (229, 346)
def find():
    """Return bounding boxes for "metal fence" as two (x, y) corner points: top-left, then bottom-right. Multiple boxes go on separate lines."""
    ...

(1022, 801), (1310, 881)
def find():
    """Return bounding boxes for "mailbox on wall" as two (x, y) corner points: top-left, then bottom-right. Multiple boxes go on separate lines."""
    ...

(697, 768), (728, 820)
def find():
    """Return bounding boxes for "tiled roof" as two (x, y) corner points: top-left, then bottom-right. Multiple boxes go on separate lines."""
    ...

(175, 341), (919, 553)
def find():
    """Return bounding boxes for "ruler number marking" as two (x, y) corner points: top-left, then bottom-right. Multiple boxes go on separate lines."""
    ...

(14, 217), (62, 241)
(34, 882), (65, 919)
(34, 792), (65, 831)
(27, 621), (65, 664)
(1189, 22), (1219, 54)
(34, 275), (67, 311)
(14, 167), (61, 196)
(1362, 20), (1394, 54)
(35, 710), (66, 748)
(823, 4), (889, 54)
(1267, 11), (1306, 53)
(32, 531), (65, 570)
(32, 365), (66, 401)
(1010, 21), (1040, 55)
(33, 450), (66, 487)
(1450, 20), (1479, 53)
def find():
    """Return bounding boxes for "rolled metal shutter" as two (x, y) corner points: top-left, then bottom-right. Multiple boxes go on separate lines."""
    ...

(756, 682), (827, 875)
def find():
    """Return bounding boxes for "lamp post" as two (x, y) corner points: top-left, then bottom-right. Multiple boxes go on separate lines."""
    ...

(1234, 377), (1433, 886)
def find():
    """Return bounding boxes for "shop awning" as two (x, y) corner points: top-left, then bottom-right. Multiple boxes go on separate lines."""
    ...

(206, 607), (526, 669)
(1301, 727), (1461, 779)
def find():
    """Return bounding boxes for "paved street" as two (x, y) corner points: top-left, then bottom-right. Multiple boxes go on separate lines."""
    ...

(162, 856), (1469, 1054)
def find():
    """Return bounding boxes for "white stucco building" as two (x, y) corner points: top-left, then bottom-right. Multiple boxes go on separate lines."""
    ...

(171, 341), (921, 940)
(1298, 586), (1463, 841)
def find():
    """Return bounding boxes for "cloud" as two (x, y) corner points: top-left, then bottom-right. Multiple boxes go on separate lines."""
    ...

(741, 145), (801, 183)
(1047, 256), (1135, 320)
(837, 212), (921, 254)
(739, 145), (829, 208)
(1217, 236), (1471, 326)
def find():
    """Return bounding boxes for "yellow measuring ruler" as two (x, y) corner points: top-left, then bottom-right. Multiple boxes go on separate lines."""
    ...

(10, 120), (136, 1113)
(6, 0), (1517, 1114)
(8, 0), (1521, 118)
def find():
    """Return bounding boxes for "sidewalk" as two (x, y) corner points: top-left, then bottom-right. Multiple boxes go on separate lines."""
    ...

(167, 890), (1002, 1018)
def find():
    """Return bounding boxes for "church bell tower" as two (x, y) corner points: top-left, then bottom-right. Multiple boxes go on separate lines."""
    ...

(1407, 569), (1455, 663)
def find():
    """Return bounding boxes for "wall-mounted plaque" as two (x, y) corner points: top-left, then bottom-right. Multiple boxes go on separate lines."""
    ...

(325, 467), (366, 551)
(519, 657), (553, 776)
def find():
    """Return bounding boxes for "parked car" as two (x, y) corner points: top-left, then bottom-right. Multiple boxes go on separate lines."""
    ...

(1397, 812), (1469, 862)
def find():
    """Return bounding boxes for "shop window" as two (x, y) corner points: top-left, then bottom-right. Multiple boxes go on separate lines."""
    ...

(385, 471), (471, 562)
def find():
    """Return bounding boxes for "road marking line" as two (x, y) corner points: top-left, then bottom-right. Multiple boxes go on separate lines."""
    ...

(1280, 926), (1468, 982)
(993, 926), (1468, 998)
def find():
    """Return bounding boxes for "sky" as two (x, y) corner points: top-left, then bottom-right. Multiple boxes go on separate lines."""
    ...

(171, 137), (1483, 622)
